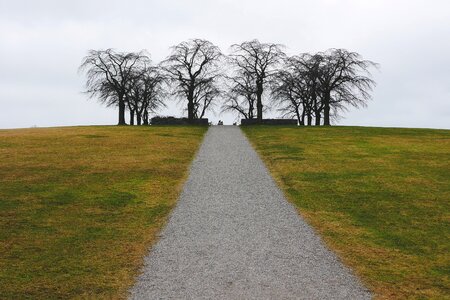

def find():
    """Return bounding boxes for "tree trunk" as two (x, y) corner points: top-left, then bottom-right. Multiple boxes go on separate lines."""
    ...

(129, 109), (135, 126)
(323, 93), (331, 126)
(143, 111), (149, 125)
(188, 100), (194, 120)
(136, 113), (142, 125)
(307, 113), (312, 126)
(118, 96), (126, 125)
(248, 103), (254, 119)
(187, 85), (195, 120)
(300, 104), (307, 126)
(315, 111), (321, 126)
(296, 109), (302, 126)
(256, 97), (263, 121)
(256, 82), (263, 122)
(323, 105), (330, 125)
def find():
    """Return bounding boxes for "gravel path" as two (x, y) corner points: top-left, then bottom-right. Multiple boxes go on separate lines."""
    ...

(129, 126), (371, 299)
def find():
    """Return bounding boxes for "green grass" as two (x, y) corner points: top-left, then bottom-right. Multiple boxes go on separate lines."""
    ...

(242, 126), (450, 299)
(0, 125), (207, 299)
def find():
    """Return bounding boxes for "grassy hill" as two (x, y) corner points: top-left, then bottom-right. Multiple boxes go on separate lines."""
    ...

(0, 126), (207, 299)
(243, 126), (450, 299)
(1, 125), (448, 299)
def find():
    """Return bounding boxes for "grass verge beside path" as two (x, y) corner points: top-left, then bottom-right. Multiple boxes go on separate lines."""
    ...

(0, 125), (207, 299)
(243, 126), (450, 299)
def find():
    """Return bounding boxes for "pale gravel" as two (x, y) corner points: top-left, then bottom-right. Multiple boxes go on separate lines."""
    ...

(129, 126), (371, 299)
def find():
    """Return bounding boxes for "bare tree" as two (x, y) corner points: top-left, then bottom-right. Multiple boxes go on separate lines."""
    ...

(141, 68), (167, 125)
(299, 54), (323, 125)
(272, 54), (322, 126)
(161, 39), (223, 120)
(79, 49), (150, 125)
(272, 50), (377, 126)
(229, 40), (285, 121)
(128, 66), (166, 125)
(126, 65), (148, 125)
(221, 71), (257, 119)
(291, 53), (324, 125)
(272, 69), (306, 125)
(318, 49), (377, 125)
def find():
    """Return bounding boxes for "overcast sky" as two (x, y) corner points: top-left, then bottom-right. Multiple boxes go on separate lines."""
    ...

(1, 0), (449, 128)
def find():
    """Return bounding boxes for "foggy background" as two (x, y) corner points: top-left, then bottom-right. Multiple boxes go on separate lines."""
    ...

(1, 0), (449, 129)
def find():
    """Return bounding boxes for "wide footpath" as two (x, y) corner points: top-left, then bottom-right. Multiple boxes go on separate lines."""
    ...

(130, 126), (371, 299)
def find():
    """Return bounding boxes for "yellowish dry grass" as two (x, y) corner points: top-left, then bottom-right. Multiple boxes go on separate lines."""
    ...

(0, 125), (207, 299)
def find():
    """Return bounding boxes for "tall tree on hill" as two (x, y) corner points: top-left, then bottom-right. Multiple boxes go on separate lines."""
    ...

(161, 39), (223, 120)
(318, 49), (377, 125)
(298, 53), (323, 125)
(272, 50), (377, 126)
(126, 65), (148, 125)
(229, 40), (285, 121)
(127, 66), (166, 125)
(79, 49), (150, 125)
(273, 54), (323, 126)
(272, 68), (307, 125)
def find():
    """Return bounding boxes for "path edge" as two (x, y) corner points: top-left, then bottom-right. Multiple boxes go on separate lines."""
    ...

(239, 126), (373, 296)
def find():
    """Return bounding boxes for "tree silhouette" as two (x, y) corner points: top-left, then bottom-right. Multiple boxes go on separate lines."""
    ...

(127, 66), (166, 125)
(273, 50), (377, 125)
(161, 39), (222, 120)
(79, 49), (150, 125)
(318, 49), (377, 125)
(229, 40), (285, 121)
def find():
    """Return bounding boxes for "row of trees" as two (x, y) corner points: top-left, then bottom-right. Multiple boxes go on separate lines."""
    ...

(80, 39), (377, 126)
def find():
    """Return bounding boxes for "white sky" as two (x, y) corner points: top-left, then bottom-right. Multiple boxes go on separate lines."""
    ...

(0, 0), (449, 128)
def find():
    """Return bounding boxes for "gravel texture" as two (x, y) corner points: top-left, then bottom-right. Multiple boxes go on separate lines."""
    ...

(129, 126), (371, 299)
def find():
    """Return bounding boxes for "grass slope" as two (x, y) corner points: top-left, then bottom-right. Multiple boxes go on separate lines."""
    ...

(0, 125), (207, 299)
(243, 126), (450, 299)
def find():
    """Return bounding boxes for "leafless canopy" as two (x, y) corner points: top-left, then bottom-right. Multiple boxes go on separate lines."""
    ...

(318, 49), (378, 125)
(127, 66), (166, 125)
(161, 39), (223, 120)
(229, 40), (286, 121)
(79, 49), (150, 125)
(272, 49), (377, 125)
(79, 43), (377, 126)
(272, 53), (323, 125)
